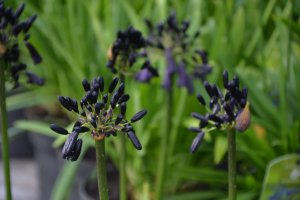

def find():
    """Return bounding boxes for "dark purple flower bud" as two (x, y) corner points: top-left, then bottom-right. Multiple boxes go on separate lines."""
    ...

(165, 48), (177, 74)
(91, 78), (97, 87)
(194, 30), (200, 38)
(72, 121), (82, 132)
(86, 105), (92, 112)
(23, 33), (30, 41)
(62, 131), (78, 159)
(103, 111), (107, 117)
(86, 91), (93, 104)
(110, 91), (119, 109)
(215, 122), (221, 129)
(23, 14), (37, 33)
(25, 42), (42, 65)
(223, 70), (229, 89)
(109, 77), (119, 93)
(213, 103), (220, 115)
(12, 21), (25, 36)
(223, 103), (235, 121)
(242, 86), (248, 100)
(92, 91), (98, 104)
(131, 109), (147, 122)
(94, 102), (101, 115)
(13, 82), (20, 89)
(239, 99), (246, 108)
(97, 76), (104, 92)
(190, 132), (204, 154)
(72, 99), (79, 113)
(144, 18), (153, 32)
(233, 75), (239, 89)
(127, 131), (142, 150)
(191, 113), (208, 123)
(188, 127), (202, 133)
(58, 95), (73, 111)
(82, 78), (90, 92)
(120, 102), (126, 116)
(177, 61), (194, 94)
(93, 83), (100, 92)
(228, 81), (236, 94)
(73, 126), (90, 133)
(217, 87), (223, 98)
(90, 119), (97, 128)
(134, 68), (154, 83)
(50, 124), (68, 135)
(210, 84), (219, 97)
(115, 115), (123, 125)
(225, 91), (231, 101)
(25, 72), (44, 86)
(118, 83), (125, 96)
(208, 114), (223, 123)
(121, 125), (133, 132)
(199, 120), (208, 128)
(210, 99), (214, 109)
(196, 94), (206, 106)
(204, 81), (213, 97)
(105, 61), (115, 68)
(14, 73), (19, 81)
(81, 95), (88, 105)
(80, 111), (86, 117)
(103, 94), (108, 104)
(13, 3), (25, 18)
(118, 94), (130, 104)
(70, 139), (82, 161)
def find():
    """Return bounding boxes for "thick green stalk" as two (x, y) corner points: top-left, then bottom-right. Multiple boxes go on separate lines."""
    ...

(227, 129), (236, 200)
(155, 90), (172, 200)
(0, 59), (12, 200)
(119, 74), (126, 200)
(95, 138), (109, 200)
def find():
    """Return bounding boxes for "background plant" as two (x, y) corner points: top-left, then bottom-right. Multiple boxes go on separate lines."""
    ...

(7, 0), (300, 200)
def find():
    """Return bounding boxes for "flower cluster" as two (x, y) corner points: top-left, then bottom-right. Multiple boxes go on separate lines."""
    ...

(144, 11), (211, 93)
(0, 2), (43, 89)
(188, 70), (251, 153)
(105, 25), (157, 78)
(49, 76), (147, 161)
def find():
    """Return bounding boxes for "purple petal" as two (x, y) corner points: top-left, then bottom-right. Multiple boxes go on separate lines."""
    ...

(134, 68), (153, 83)
(25, 42), (42, 65)
(161, 70), (172, 91)
(195, 50), (208, 64)
(25, 72), (44, 86)
(177, 61), (194, 94)
(165, 48), (177, 74)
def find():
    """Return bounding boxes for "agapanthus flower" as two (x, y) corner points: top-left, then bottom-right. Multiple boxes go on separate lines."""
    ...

(105, 25), (159, 82)
(188, 70), (251, 153)
(0, 2), (43, 89)
(49, 76), (148, 161)
(144, 10), (212, 93)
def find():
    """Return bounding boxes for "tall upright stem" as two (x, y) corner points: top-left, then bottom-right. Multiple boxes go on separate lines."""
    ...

(95, 138), (109, 200)
(155, 90), (172, 200)
(119, 74), (126, 200)
(0, 59), (12, 200)
(227, 129), (236, 200)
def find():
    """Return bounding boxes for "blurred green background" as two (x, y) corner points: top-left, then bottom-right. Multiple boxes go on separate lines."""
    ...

(6, 0), (300, 199)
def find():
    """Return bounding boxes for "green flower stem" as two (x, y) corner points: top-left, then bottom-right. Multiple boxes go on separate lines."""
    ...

(0, 59), (12, 200)
(227, 129), (236, 200)
(119, 74), (126, 200)
(95, 138), (109, 200)
(155, 90), (172, 200)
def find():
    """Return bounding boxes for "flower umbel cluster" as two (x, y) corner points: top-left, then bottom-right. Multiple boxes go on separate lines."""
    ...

(0, 2), (43, 89)
(144, 11), (211, 93)
(50, 76), (147, 161)
(189, 70), (251, 153)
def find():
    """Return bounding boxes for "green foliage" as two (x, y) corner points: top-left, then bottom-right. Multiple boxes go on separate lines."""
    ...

(9, 0), (300, 199)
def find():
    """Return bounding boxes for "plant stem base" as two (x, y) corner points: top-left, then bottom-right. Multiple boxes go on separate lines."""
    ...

(227, 129), (236, 200)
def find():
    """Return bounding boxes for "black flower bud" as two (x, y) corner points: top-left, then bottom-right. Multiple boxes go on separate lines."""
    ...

(196, 94), (206, 106)
(72, 99), (79, 113)
(103, 94), (108, 104)
(62, 131), (79, 159)
(58, 96), (73, 111)
(115, 115), (123, 125)
(210, 84), (219, 97)
(223, 103), (235, 121)
(121, 125), (133, 132)
(233, 75), (239, 89)
(118, 94), (130, 104)
(94, 102), (101, 115)
(70, 139), (82, 161)
(23, 14), (37, 33)
(92, 91), (98, 104)
(191, 113), (208, 123)
(208, 114), (223, 123)
(72, 121), (82, 131)
(188, 127), (202, 133)
(50, 124), (68, 135)
(91, 78), (97, 87)
(73, 126), (90, 133)
(13, 3), (25, 19)
(86, 91), (93, 104)
(223, 70), (229, 89)
(109, 77), (119, 93)
(82, 78), (90, 92)
(215, 122), (221, 129)
(80, 111), (86, 117)
(224, 91), (231, 101)
(103, 111), (107, 117)
(90, 119), (97, 128)
(228, 81), (236, 94)
(239, 99), (246, 108)
(131, 109), (147, 122)
(242, 86), (248, 100)
(118, 83), (125, 96)
(204, 81), (213, 97)
(86, 105), (92, 112)
(120, 102), (126, 116)
(127, 131), (142, 150)
(190, 132), (204, 154)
